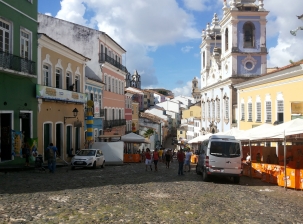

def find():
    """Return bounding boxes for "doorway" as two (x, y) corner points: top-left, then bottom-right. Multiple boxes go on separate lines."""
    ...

(56, 124), (63, 157)
(75, 127), (80, 152)
(0, 113), (12, 161)
(66, 126), (72, 155)
(21, 113), (31, 144)
(43, 123), (51, 160)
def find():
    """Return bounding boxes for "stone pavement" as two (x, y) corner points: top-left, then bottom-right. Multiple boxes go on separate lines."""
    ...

(0, 158), (303, 224)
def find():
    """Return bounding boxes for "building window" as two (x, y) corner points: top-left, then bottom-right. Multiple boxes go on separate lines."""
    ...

(43, 64), (51, 86)
(241, 103), (245, 121)
(55, 68), (62, 89)
(266, 101), (272, 123)
(66, 72), (72, 90)
(208, 101), (211, 118)
(104, 75), (107, 90)
(277, 100), (284, 123)
(112, 78), (114, 92)
(225, 98), (229, 119)
(248, 102), (252, 121)
(75, 75), (80, 92)
(216, 100), (220, 119)
(202, 102), (205, 119)
(256, 102), (261, 122)
(203, 51), (205, 68)
(225, 28), (229, 52)
(243, 22), (255, 48)
(108, 77), (111, 92)
(0, 20), (10, 52)
(20, 30), (31, 59)
(190, 111), (193, 116)
(116, 80), (118, 93)
(212, 101), (215, 119)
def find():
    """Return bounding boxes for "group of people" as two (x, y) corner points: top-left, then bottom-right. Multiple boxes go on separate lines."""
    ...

(141, 147), (193, 175)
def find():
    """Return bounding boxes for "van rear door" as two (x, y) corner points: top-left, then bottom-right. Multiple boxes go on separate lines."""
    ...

(224, 141), (242, 174)
(208, 141), (227, 173)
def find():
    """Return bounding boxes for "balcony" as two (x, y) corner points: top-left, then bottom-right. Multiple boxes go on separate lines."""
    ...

(103, 119), (126, 129)
(99, 53), (127, 73)
(0, 51), (36, 76)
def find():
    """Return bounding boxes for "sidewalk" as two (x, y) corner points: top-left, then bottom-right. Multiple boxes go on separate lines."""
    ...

(0, 156), (68, 172)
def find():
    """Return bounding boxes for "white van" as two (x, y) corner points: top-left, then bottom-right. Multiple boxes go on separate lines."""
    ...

(196, 135), (242, 183)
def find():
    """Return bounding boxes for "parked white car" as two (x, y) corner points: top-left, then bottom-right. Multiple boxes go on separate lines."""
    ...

(71, 149), (105, 170)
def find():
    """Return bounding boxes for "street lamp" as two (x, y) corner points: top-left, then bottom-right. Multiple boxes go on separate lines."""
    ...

(290, 27), (303, 36)
(64, 108), (78, 124)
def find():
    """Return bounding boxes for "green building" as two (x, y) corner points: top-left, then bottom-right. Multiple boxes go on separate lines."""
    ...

(0, 0), (38, 161)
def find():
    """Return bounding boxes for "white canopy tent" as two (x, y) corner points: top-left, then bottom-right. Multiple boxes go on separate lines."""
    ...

(235, 123), (274, 141)
(216, 129), (245, 138)
(188, 133), (212, 144)
(248, 118), (303, 140)
(121, 132), (150, 143)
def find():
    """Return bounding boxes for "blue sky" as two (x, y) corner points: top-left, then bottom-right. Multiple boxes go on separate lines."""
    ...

(38, 0), (303, 96)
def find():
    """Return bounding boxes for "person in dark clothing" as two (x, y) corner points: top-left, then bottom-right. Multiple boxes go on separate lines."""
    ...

(177, 149), (185, 175)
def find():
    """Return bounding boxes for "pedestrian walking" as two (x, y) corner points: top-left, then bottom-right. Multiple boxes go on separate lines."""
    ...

(153, 149), (159, 171)
(158, 148), (163, 163)
(177, 149), (185, 175)
(45, 143), (57, 173)
(165, 149), (172, 169)
(145, 148), (152, 171)
(184, 148), (192, 172)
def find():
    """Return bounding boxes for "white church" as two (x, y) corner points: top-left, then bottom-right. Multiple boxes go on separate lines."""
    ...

(198, 0), (268, 134)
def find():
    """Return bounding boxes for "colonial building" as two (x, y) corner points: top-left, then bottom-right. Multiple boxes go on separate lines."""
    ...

(0, 0), (38, 161)
(191, 77), (201, 102)
(37, 34), (89, 159)
(38, 14), (127, 139)
(200, 0), (268, 134)
(234, 60), (303, 131)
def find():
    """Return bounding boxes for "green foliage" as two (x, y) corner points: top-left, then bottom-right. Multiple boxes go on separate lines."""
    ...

(143, 129), (154, 138)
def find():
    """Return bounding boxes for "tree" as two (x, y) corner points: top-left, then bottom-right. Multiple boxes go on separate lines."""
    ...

(143, 129), (154, 138)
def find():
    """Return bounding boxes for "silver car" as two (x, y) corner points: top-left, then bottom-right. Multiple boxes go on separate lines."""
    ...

(71, 149), (105, 170)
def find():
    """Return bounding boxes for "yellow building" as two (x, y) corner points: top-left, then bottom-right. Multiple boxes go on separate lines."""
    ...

(37, 34), (89, 159)
(234, 61), (303, 131)
(182, 103), (201, 119)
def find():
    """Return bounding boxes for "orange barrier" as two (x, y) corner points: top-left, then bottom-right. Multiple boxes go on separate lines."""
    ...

(191, 155), (198, 164)
(124, 154), (141, 163)
(278, 167), (301, 189)
(252, 163), (262, 178)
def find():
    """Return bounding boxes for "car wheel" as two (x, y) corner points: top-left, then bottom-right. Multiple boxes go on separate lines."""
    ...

(93, 161), (96, 169)
(101, 161), (105, 168)
(196, 165), (202, 175)
(233, 176), (240, 184)
(71, 166), (75, 170)
(202, 169), (209, 182)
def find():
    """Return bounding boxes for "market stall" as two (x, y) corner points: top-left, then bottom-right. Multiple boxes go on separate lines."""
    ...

(238, 119), (303, 190)
(121, 133), (150, 163)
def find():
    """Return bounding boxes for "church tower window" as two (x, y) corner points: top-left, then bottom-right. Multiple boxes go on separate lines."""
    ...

(225, 28), (229, 52)
(243, 22), (255, 48)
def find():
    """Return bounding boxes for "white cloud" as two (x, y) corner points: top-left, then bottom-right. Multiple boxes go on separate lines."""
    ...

(181, 46), (193, 53)
(54, 0), (201, 87)
(44, 12), (52, 16)
(266, 0), (303, 67)
(183, 0), (210, 11)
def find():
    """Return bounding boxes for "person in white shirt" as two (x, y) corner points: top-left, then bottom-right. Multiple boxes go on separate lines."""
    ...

(246, 153), (251, 164)
(184, 148), (193, 172)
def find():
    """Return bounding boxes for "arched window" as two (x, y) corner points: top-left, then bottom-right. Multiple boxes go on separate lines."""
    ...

(243, 22), (255, 48)
(225, 28), (229, 52)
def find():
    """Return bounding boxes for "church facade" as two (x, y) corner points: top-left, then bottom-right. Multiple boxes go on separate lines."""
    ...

(200, 0), (268, 134)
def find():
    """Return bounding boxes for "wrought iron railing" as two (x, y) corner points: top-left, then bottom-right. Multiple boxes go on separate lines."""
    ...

(103, 119), (126, 129)
(98, 53), (127, 72)
(0, 51), (36, 75)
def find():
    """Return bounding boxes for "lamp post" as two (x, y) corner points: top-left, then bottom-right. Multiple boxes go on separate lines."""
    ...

(64, 108), (78, 124)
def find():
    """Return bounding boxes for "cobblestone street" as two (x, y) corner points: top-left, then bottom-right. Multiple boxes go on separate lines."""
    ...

(0, 160), (303, 224)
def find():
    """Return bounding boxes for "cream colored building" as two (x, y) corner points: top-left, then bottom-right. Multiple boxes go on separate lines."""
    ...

(234, 61), (303, 131)
(182, 103), (202, 119)
(37, 34), (89, 160)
